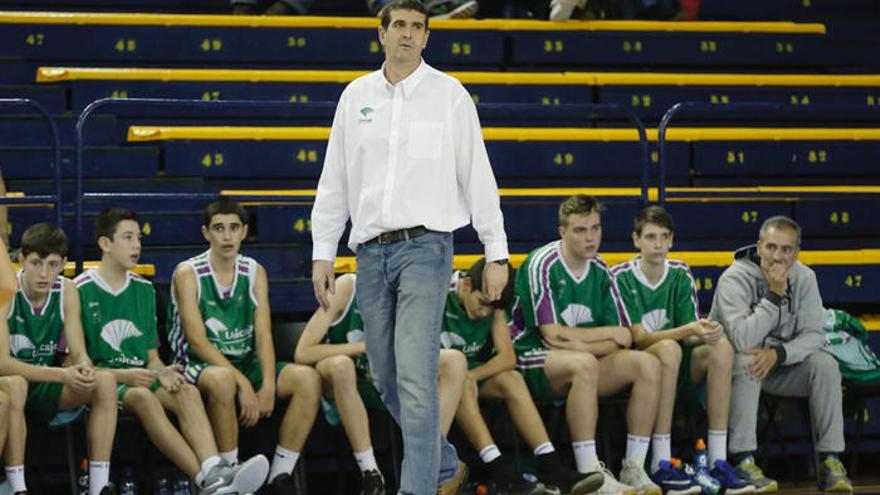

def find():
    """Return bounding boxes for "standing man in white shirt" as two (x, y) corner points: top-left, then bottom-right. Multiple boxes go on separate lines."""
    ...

(310, 1), (509, 493)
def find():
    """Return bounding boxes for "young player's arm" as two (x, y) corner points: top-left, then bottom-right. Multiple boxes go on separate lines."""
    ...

(0, 300), (92, 391)
(294, 275), (364, 365)
(468, 310), (515, 382)
(539, 323), (630, 351)
(63, 278), (93, 368)
(0, 237), (15, 307)
(145, 348), (185, 392)
(252, 263), (276, 418)
(631, 322), (700, 350)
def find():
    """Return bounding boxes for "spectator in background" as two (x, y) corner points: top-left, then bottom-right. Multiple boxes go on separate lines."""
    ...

(232, 0), (314, 15)
(368, 0), (480, 19)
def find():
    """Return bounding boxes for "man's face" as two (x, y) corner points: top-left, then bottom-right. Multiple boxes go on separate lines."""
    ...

(378, 8), (429, 66)
(459, 278), (495, 321)
(19, 252), (65, 297)
(756, 226), (799, 274)
(559, 211), (602, 260)
(102, 220), (141, 270)
(633, 223), (673, 265)
(202, 214), (248, 260)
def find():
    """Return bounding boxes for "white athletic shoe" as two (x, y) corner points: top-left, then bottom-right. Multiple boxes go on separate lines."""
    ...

(549, 0), (587, 21)
(619, 458), (662, 495)
(199, 454), (269, 495)
(587, 461), (638, 495)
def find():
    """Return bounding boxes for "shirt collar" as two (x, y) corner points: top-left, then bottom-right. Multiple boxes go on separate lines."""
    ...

(380, 59), (429, 97)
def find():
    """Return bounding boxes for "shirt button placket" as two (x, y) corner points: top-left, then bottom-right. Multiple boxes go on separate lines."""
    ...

(382, 86), (402, 227)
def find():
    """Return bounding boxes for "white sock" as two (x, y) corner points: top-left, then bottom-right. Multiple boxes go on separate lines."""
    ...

(651, 433), (672, 473)
(479, 444), (502, 464)
(219, 449), (238, 465)
(269, 445), (300, 482)
(195, 455), (223, 485)
(533, 442), (555, 456)
(572, 440), (598, 473)
(708, 429), (727, 467)
(5, 465), (25, 493)
(354, 448), (379, 473)
(89, 461), (110, 495)
(625, 434), (651, 463)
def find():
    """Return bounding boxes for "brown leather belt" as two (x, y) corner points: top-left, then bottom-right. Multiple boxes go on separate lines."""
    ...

(365, 226), (430, 245)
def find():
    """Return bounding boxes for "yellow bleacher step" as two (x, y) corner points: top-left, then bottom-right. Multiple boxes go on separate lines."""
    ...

(38, 68), (880, 87)
(127, 125), (880, 143)
(0, 12), (824, 33)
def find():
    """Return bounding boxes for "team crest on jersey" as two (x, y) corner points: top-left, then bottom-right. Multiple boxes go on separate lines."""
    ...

(641, 309), (669, 333)
(440, 331), (467, 349)
(347, 329), (365, 343)
(204, 317), (228, 336)
(561, 304), (593, 327)
(101, 319), (142, 352)
(10, 334), (36, 357)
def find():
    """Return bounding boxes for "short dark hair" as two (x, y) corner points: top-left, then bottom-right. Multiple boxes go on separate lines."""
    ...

(465, 258), (516, 310)
(559, 194), (603, 226)
(380, 0), (429, 30)
(633, 205), (674, 236)
(20, 223), (68, 259)
(759, 215), (801, 245)
(95, 207), (139, 244)
(203, 198), (248, 228)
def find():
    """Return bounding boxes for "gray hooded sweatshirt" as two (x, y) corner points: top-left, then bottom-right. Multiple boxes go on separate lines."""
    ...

(709, 244), (825, 366)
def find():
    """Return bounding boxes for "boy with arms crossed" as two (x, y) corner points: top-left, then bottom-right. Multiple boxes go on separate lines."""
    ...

(510, 195), (663, 495)
(0, 224), (117, 495)
(168, 198), (321, 495)
(76, 208), (269, 494)
(612, 206), (752, 494)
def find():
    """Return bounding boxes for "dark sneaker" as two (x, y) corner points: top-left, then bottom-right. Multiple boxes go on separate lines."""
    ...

(261, 472), (298, 495)
(200, 455), (269, 495)
(361, 469), (387, 495)
(99, 486), (115, 495)
(536, 452), (605, 495)
(817, 456), (852, 493)
(425, 0), (479, 19)
(487, 456), (558, 495)
(733, 457), (777, 493)
(710, 460), (755, 494)
(650, 460), (701, 495)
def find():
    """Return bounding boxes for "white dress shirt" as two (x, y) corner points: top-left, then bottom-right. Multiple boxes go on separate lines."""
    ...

(311, 60), (509, 262)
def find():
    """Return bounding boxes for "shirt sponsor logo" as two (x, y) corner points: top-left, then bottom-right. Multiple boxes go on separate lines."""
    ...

(358, 105), (374, 123)
(101, 319), (143, 352)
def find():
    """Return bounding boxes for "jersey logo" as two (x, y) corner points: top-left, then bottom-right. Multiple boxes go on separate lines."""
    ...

(440, 331), (467, 349)
(347, 329), (365, 343)
(10, 334), (36, 357)
(101, 319), (143, 352)
(204, 317), (228, 336)
(641, 309), (669, 333)
(561, 304), (593, 327)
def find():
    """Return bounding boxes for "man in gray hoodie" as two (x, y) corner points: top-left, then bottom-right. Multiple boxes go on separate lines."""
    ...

(709, 216), (851, 493)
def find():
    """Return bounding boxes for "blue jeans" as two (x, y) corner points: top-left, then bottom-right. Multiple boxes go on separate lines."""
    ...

(356, 232), (459, 495)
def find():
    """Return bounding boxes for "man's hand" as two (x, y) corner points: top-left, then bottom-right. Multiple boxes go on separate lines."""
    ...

(124, 368), (159, 388)
(157, 364), (184, 392)
(312, 260), (336, 310)
(64, 364), (96, 394)
(745, 348), (779, 381)
(236, 378), (260, 428)
(482, 261), (508, 302)
(762, 262), (789, 296)
(256, 386), (276, 419)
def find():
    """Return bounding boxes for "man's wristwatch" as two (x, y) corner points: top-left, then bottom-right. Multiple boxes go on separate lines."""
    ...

(493, 259), (509, 266)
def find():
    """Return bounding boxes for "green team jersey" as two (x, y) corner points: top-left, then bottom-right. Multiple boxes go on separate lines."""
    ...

(509, 241), (629, 355)
(6, 271), (64, 367)
(75, 268), (157, 369)
(612, 258), (700, 333)
(325, 274), (370, 376)
(441, 271), (493, 367)
(167, 251), (259, 367)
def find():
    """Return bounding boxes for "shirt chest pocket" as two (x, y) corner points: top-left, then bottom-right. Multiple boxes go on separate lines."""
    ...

(407, 121), (443, 160)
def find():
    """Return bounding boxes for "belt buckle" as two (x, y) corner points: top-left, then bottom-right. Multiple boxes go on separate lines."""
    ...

(377, 232), (394, 244)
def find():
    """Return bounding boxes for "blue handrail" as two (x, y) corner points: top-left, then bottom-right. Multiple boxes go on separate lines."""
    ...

(0, 98), (63, 227)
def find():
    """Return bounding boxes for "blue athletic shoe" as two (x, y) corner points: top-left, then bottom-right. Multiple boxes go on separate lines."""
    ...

(710, 460), (755, 494)
(651, 461), (701, 495)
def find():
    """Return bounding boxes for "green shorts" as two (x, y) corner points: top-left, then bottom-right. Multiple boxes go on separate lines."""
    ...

(185, 358), (289, 389)
(25, 382), (64, 422)
(117, 380), (161, 405)
(679, 344), (708, 408)
(514, 346), (561, 403)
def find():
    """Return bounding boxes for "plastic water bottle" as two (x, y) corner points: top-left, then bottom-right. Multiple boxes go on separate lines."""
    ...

(153, 476), (171, 495)
(77, 458), (89, 495)
(118, 467), (139, 495)
(693, 439), (721, 494)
